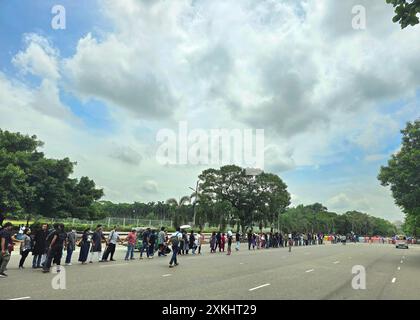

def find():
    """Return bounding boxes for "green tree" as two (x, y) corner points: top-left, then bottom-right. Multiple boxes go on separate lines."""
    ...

(378, 120), (420, 236)
(386, 0), (420, 28)
(0, 129), (104, 219)
(198, 165), (290, 232)
(166, 196), (190, 227)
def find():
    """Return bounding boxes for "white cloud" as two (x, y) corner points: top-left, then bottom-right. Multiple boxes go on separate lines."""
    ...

(2, 0), (419, 219)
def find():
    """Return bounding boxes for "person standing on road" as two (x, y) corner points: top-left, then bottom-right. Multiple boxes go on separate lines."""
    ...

(125, 228), (137, 260)
(0, 222), (14, 278)
(78, 228), (91, 264)
(227, 230), (233, 255)
(247, 231), (252, 250)
(189, 231), (196, 255)
(198, 231), (204, 255)
(140, 228), (151, 259)
(148, 229), (156, 258)
(252, 233), (257, 250)
(18, 228), (32, 269)
(288, 233), (293, 252)
(42, 223), (67, 273)
(65, 229), (77, 266)
(235, 232), (241, 251)
(32, 224), (48, 269)
(169, 227), (182, 268)
(101, 226), (120, 262)
(184, 231), (190, 255)
(210, 232), (216, 253)
(158, 227), (167, 257)
(221, 233), (226, 252)
(216, 232), (221, 252)
(90, 225), (105, 263)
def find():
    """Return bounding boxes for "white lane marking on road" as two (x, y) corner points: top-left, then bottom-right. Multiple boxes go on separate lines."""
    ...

(99, 263), (129, 268)
(333, 261), (340, 264)
(392, 277), (396, 283)
(397, 266), (401, 270)
(400, 260), (403, 264)
(9, 297), (31, 300)
(240, 262), (244, 265)
(162, 274), (172, 277)
(249, 283), (270, 291)
(305, 269), (314, 273)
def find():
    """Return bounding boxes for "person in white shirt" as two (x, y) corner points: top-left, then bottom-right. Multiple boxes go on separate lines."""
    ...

(169, 227), (182, 268)
(101, 227), (120, 262)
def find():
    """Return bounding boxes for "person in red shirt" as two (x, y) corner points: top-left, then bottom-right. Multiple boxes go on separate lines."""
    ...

(221, 233), (226, 252)
(125, 229), (137, 260)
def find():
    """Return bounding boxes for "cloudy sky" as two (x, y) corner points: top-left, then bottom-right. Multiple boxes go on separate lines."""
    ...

(0, 0), (419, 221)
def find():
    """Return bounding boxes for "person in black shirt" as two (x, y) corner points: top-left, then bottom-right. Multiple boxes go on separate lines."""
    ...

(32, 224), (48, 268)
(89, 225), (106, 263)
(42, 223), (67, 273)
(0, 222), (14, 277)
(216, 232), (221, 252)
(148, 230), (156, 258)
(247, 231), (252, 250)
(235, 232), (241, 251)
(140, 228), (150, 259)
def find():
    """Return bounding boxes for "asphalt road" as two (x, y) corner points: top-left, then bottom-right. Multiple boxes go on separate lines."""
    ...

(1, 243), (419, 300)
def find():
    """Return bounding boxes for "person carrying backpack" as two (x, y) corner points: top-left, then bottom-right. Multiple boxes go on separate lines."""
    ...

(42, 223), (67, 273)
(169, 227), (182, 268)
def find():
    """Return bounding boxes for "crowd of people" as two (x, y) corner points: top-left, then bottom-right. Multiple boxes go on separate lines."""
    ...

(0, 221), (378, 278)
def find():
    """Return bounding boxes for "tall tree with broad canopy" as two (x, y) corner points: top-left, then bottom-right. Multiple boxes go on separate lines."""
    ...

(198, 165), (291, 233)
(0, 129), (104, 220)
(378, 120), (420, 237)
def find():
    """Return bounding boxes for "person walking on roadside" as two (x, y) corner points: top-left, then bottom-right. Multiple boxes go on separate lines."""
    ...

(197, 231), (204, 255)
(101, 226), (120, 262)
(0, 222), (14, 278)
(185, 231), (191, 255)
(78, 228), (91, 264)
(235, 232), (241, 251)
(288, 233), (293, 252)
(148, 229), (156, 258)
(158, 227), (167, 257)
(125, 229), (137, 260)
(210, 232), (216, 253)
(42, 223), (67, 273)
(216, 232), (221, 252)
(65, 228), (77, 266)
(227, 230), (233, 255)
(89, 225), (105, 263)
(169, 227), (182, 268)
(19, 228), (32, 269)
(32, 224), (48, 269)
(252, 233), (257, 250)
(189, 231), (196, 255)
(221, 233), (226, 252)
(140, 228), (151, 259)
(247, 231), (252, 250)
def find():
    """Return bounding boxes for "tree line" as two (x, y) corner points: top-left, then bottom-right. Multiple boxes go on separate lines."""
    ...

(2, 119), (418, 238)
